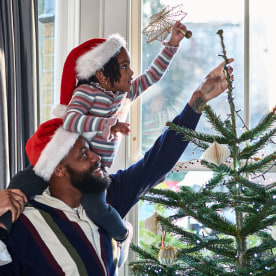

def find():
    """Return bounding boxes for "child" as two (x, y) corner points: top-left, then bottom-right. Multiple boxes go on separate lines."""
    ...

(58, 21), (187, 168)
(5, 21), (187, 266)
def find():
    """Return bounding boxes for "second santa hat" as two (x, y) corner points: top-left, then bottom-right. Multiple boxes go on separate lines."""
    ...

(25, 118), (81, 181)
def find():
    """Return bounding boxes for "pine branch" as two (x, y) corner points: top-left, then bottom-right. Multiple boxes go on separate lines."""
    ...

(130, 244), (159, 262)
(216, 30), (237, 140)
(158, 216), (200, 242)
(196, 207), (236, 236)
(239, 128), (276, 159)
(239, 152), (276, 174)
(205, 174), (224, 189)
(247, 216), (276, 233)
(166, 121), (215, 149)
(203, 241), (236, 259)
(203, 105), (236, 139)
(247, 238), (276, 258)
(239, 110), (276, 141)
(265, 183), (276, 191)
(145, 189), (237, 236)
(252, 255), (276, 276)
(235, 175), (266, 196)
(201, 160), (234, 174)
(176, 252), (226, 276)
(240, 202), (271, 236)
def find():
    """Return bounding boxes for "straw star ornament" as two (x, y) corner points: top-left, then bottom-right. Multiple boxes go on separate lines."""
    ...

(142, 4), (192, 43)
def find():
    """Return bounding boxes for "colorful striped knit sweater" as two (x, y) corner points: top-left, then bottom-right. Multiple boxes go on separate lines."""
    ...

(1, 189), (119, 276)
(63, 42), (179, 167)
(0, 104), (201, 275)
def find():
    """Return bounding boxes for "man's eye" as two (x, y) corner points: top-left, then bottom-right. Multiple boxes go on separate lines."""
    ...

(82, 151), (88, 158)
(122, 65), (127, 70)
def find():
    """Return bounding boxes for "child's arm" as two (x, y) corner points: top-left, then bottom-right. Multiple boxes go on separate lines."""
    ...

(63, 86), (119, 142)
(128, 22), (187, 101)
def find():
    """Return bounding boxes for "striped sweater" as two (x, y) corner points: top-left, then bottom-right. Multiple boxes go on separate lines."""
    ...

(63, 42), (179, 167)
(0, 104), (201, 275)
(1, 189), (119, 276)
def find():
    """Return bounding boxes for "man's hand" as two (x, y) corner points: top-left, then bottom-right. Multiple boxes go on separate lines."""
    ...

(111, 122), (130, 137)
(189, 58), (234, 113)
(0, 189), (27, 230)
(168, 21), (187, 47)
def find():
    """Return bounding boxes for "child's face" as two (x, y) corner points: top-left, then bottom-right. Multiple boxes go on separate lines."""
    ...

(111, 47), (134, 92)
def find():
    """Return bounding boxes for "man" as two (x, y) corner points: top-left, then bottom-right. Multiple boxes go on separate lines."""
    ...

(0, 59), (234, 275)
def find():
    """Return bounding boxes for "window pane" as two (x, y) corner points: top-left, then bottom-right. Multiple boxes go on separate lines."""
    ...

(250, 0), (276, 154)
(139, 0), (276, 248)
(38, 0), (55, 123)
(141, 0), (244, 161)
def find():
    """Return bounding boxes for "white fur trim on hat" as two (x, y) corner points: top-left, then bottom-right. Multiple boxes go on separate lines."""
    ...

(34, 128), (80, 181)
(51, 104), (67, 118)
(76, 33), (126, 80)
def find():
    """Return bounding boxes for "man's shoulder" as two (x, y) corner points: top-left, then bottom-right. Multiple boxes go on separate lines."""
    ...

(17, 199), (51, 225)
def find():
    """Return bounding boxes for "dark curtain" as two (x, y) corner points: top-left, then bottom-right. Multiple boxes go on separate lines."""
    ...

(0, 0), (39, 188)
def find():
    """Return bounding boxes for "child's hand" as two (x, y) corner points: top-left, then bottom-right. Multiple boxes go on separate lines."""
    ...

(111, 122), (130, 137)
(168, 21), (187, 47)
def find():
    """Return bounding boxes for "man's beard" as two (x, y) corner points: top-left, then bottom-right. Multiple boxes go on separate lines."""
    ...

(66, 165), (111, 194)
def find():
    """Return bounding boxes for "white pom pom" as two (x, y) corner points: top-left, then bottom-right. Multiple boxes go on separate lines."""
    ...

(202, 141), (230, 165)
(51, 104), (67, 118)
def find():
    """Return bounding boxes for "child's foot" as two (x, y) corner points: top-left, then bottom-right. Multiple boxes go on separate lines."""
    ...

(118, 221), (133, 267)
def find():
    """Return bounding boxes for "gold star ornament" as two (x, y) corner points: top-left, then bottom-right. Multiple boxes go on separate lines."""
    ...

(142, 4), (192, 43)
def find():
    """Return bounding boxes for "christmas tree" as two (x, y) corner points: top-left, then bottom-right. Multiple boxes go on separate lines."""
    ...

(130, 30), (276, 275)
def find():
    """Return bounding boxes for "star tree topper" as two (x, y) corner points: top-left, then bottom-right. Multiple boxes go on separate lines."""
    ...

(142, 4), (192, 43)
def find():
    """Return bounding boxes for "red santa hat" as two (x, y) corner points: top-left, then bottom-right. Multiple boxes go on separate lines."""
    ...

(25, 118), (81, 181)
(53, 34), (126, 118)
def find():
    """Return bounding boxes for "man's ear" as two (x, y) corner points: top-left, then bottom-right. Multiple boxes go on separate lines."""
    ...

(54, 165), (65, 177)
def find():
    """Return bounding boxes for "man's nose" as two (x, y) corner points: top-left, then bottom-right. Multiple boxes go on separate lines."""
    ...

(88, 150), (101, 162)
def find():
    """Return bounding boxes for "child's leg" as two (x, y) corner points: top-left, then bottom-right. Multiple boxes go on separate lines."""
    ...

(0, 166), (48, 232)
(8, 166), (48, 198)
(81, 192), (128, 241)
(90, 135), (117, 168)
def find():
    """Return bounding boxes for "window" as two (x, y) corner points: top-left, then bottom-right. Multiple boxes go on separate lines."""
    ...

(133, 0), (276, 250)
(38, 0), (56, 123)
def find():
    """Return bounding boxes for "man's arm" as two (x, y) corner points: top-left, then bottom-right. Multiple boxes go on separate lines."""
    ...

(108, 104), (200, 217)
(108, 59), (234, 218)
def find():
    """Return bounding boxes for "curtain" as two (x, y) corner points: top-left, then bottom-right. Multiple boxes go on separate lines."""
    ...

(0, 0), (39, 189)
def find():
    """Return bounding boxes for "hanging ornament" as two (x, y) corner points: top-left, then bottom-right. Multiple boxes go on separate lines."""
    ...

(158, 231), (178, 266)
(142, 4), (192, 43)
(271, 226), (276, 240)
(202, 141), (230, 165)
(144, 212), (159, 235)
